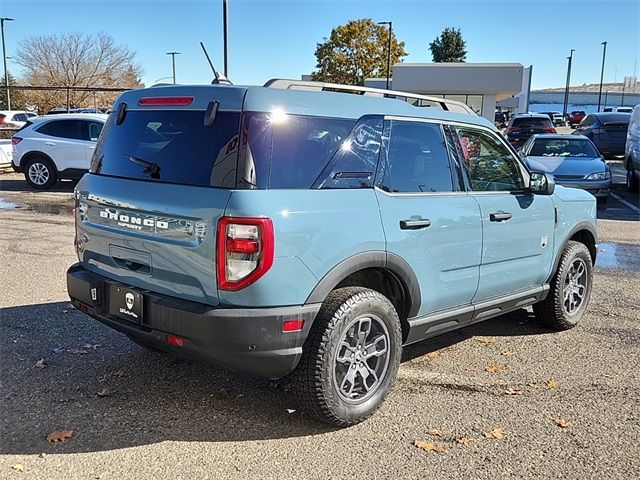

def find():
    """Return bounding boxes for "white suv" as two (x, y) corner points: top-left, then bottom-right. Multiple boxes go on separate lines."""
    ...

(0, 110), (38, 128)
(11, 113), (107, 189)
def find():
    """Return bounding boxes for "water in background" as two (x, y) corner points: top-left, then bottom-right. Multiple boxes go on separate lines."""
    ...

(529, 103), (623, 114)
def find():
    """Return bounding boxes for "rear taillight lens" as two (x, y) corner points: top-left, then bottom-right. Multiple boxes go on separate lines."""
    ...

(217, 217), (274, 291)
(543, 127), (557, 133)
(11, 136), (22, 145)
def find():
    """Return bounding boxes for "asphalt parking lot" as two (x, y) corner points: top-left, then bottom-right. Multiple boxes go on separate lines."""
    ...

(1, 170), (639, 479)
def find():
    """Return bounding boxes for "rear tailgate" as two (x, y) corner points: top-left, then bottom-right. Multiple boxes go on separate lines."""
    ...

(74, 85), (246, 306)
(76, 175), (231, 305)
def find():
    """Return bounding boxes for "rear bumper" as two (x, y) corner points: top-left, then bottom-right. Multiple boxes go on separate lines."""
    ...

(11, 159), (22, 173)
(67, 264), (321, 379)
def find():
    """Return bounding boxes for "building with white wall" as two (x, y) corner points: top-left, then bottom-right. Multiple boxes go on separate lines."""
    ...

(364, 63), (527, 120)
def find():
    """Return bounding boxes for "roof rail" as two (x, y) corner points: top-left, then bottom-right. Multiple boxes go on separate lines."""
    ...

(263, 78), (477, 116)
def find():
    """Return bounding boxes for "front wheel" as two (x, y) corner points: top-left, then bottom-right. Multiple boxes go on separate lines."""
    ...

(533, 241), (593, 330)
(293, 287), (402, 426)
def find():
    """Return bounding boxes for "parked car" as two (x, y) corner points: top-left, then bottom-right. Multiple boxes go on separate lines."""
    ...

(0, 110), (37, 128)
(550, 111), (565, 126)
(67, 81), (597, 426)
(603, 106), (633, 113)
(505, 113), (556, 147)
(46, 107), (69, 115)
(573, 112), (631, 158)
(624, 105), (640, 192)
(568, 111), (586, 128)
(11, 113), (107, 189)
(520, 134), (611, 202)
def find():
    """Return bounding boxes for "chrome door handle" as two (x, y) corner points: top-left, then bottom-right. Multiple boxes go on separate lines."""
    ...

(400, 218), (431, 230)
(490, 212), (512, 222)
(44, 141), (56, 146)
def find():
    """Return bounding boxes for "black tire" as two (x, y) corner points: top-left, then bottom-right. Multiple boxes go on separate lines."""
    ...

(24, 156), (57, 190)
(533, 241), (593, 330)
(293, 287), (402, 427)
(626, 163), (639, 193)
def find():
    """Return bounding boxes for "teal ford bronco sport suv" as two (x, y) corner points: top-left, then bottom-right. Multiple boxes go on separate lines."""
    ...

(67, 80), (597, 426)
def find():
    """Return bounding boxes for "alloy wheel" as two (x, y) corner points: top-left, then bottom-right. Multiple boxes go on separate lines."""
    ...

(28, 162), (50, 186)
(563, 258), (587, 315)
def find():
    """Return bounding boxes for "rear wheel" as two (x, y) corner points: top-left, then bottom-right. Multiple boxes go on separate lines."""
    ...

(533, 241), (593, 330)
(293, 287), (402, 426)
(24, 156), (57, 190)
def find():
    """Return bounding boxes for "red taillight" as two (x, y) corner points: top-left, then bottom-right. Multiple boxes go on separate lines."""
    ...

(282, 319), (305, 333)
(166, 335), (184, 347)
(11, 136), (22, 145)
(138, 96), (194, 106)
(217, 217), (274, 291)
(507, 127), (519, 133)
(544, 127), (557, 133)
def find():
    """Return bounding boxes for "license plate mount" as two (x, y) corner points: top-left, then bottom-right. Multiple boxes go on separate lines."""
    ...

(109, 286), (144, 323)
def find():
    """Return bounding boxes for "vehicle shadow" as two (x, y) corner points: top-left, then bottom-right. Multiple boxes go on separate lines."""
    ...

(0, 301), (546, 454)
(0, 177), (77, 193)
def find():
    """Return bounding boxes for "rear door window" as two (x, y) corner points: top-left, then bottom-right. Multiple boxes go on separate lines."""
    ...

(376, 120), (454, 193)
(36, 120), (89, 140)
(92, 110), (241, 187)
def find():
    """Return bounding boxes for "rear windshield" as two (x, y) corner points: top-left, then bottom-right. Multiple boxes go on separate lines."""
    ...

(512, 117), (552, 128)
(91, 110), (241, 187)
(529, 138), (599, 158)
(597, 113), (631, 124)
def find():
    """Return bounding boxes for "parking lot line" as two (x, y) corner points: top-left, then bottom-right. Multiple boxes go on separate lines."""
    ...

(610, 192), (640, 215)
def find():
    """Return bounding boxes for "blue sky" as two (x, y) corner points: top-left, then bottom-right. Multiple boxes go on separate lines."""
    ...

(2, 0), (638, 90)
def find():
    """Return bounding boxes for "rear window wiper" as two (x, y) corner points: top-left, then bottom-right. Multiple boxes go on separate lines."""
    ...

(127, 154), (161, 179)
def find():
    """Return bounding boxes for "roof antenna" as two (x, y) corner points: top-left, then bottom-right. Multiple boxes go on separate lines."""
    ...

(200, 41), (232, 85)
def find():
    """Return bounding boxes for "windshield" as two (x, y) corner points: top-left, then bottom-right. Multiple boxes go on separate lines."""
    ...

(529, 138), (599, 158)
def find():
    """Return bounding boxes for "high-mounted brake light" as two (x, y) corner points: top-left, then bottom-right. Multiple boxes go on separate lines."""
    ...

(138, 96), (194, 106)
(11, 136), (22, 145)
(217, 217), (274, 291)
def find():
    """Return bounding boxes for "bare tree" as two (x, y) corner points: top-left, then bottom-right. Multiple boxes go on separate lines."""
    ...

(15, 32), (143, 112)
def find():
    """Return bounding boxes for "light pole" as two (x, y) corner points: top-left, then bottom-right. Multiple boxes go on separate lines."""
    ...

(377, 21), (392, 90)
(1, 17), (14, 110)
(562, 49), (574, 119)
(597, 41), (607, 112)
(166, 51), (180, 84)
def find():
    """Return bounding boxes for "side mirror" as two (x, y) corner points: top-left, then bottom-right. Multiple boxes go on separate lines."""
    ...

(529, 172), (555, 195)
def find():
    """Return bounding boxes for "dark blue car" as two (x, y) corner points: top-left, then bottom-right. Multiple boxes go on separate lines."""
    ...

(573, 112), (631, 158)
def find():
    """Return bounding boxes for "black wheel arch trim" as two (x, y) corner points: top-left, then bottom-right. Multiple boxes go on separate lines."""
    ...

(548, 221), (598, 283)
(22, 151), (58, 174)
(305, 251), (421, 318)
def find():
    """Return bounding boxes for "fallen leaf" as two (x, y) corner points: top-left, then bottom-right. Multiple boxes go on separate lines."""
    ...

(527, 382), (540, 389)
(504, 387), (524, 396)
(475, 337), (494, 345)
(11, 464), (24, 472)
(67, 349), (89, 355)
(47, 430), (74, 442)
(546, 379), (559, 389)
(425, 352), (438, 359)
(456, 437), (475, 446)
(39, 453), (47, 459)
(600, 373), (614, 379)
(214, 388), (232, 399)
(426, 428), (447, 437)
(414, 439), (447, 453)
(35, 359), (47, 369)
(96, 388), (113, 397)
(82, 344), (101, 350)
(501, 351), (517, 357)
(483, 427), (506, 439)
(553, 417), (570, 428)
(286, 408), (296, 414)
(485, 364), (509, 374)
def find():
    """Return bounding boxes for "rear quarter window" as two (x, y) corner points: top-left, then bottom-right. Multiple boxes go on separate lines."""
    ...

(512, 117), (552, 128)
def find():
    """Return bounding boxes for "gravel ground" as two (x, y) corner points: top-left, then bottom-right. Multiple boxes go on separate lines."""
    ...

(1, 171), (639, 480)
